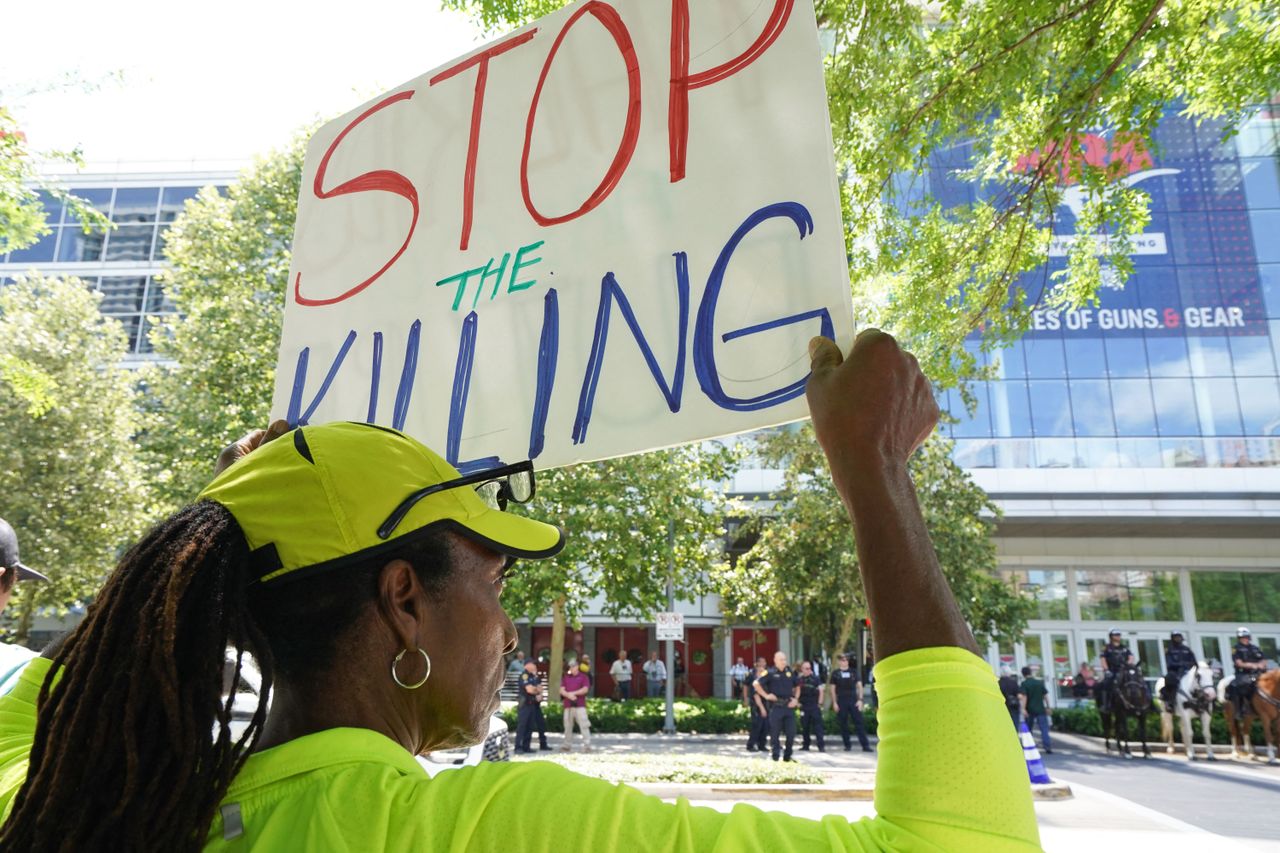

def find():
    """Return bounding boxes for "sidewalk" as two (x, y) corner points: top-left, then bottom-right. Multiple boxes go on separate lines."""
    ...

(513, 732), (1280, 851)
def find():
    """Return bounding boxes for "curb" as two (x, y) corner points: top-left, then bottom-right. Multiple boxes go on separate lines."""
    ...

(632, 780), (1074, 802)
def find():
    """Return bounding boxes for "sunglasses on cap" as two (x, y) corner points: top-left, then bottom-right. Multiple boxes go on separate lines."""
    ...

(377, 459), (536, 540)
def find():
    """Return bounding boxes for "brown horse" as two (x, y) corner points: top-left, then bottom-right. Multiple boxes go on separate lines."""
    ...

(1220, 670), (1280, 764)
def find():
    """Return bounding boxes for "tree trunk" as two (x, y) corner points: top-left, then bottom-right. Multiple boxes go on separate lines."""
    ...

(14, 595), (34, 648)
(832, 611), (857, 683)
(548, 597), (567, 706)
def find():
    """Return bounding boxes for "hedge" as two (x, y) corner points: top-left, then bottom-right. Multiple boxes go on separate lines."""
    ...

(1052, 705), (1268, 745)
(501, 697), (879, 736)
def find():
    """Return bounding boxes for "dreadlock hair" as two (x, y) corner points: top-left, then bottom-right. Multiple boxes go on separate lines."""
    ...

(0, 500), (455, 853)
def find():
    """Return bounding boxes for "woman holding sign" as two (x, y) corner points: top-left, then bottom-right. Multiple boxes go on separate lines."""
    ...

(0, 331), (1038, 851)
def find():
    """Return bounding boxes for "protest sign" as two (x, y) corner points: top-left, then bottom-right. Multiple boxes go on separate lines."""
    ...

(272, 0), (854, 471)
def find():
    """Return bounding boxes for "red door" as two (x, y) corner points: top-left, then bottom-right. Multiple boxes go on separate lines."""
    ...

(678, 627), (714, 697)
(731, 627), (779, 666)
(530, 626), (585, 681)
(595, 627), (647, 698)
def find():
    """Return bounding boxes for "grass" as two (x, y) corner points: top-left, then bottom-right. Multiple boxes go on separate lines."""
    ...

(527, 753), (827, 785)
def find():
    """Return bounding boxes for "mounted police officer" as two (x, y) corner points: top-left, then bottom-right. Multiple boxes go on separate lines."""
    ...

(831, 652), (872, 751)
(755, 651), (800, 761)
(514, 658), (551, 753)
(1160, 630), (1197, 709)
(1228, 627), (1267, 719)
(797, 661), (825, 752)
(1099, 629), (1135, 713)
(742, 656), (769, 752)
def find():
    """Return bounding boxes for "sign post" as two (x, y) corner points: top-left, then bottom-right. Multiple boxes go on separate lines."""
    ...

(273, 0), (854, 470)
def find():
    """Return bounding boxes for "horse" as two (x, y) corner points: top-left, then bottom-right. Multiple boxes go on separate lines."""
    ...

(1101, 664), (1152, 758)
(1157, 662), (1216, 760)
(1219, 669), (1280, 764)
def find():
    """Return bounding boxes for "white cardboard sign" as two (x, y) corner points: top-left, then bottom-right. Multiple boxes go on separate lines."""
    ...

(272, 0), (853, 471)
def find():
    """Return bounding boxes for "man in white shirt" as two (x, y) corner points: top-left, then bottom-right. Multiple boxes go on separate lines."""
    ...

(730, 656), (750, 697)
(609, 653), (634, 701)
(642, 651), (666, 698)
(0, 518), (50, 692)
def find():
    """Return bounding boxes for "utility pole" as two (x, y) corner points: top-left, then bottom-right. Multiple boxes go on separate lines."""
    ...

(663, 518), (677, 735)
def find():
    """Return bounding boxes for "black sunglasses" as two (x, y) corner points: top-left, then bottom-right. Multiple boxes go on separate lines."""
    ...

(377, 460), (536, 540)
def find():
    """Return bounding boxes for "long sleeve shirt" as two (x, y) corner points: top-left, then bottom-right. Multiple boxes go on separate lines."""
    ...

(0, 647), (1040, 851)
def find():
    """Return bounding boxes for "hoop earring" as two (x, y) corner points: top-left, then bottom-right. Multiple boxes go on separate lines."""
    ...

(392, 647), (431, 690)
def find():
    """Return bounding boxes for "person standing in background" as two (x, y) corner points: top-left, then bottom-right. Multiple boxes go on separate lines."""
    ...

(831, 653), (872, 752)
(507, 650), (527, 676)
(560, 661), (592, 752)
(999, 666), (1021, 729)
(1071, 663), (1095, 708)
(609, 653), (633, 702)
(515, 659), (551, 754)
(742, 657), (770, 752)
(730, 656), (749, 697)
(642, 651), (666, 698)
(0, 519), (50, 692)
(1018, 666), (1052, 754)
(797, 661), (825, 752)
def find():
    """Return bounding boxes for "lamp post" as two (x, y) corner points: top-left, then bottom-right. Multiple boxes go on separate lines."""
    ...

(663, 518), (677, 735)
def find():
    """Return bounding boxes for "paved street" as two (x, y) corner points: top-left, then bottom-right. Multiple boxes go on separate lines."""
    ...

(1044, 732), (1280, 851)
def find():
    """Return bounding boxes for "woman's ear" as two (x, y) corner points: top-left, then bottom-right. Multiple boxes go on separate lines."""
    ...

(375, 559), (426, 651)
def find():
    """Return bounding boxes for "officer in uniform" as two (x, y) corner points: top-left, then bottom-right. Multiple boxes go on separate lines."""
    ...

(742, 656), (769, 752)
(1228, 627), (1267, 719)
(755, 651), (800, 761)
(797, 661), (825, 752)
(1160, 630), (1197, 709)
(831, 653), (872, 751)
(514, 659), (550, 753)
(1099, 628), (1134, 713)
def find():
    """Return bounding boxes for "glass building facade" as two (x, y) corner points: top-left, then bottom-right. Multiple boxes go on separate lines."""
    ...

(920, 106), (1280, 470)
(1, 179), (230, 358)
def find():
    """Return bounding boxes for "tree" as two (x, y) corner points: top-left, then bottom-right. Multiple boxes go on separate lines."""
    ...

(502, 443), (739, 700)
(1, 106), (109, 256)
(442, 0), (1279, 387)
(0, 277), (151, 642)
(141, 135), (307, 509)
(711, 425), (1033, 657)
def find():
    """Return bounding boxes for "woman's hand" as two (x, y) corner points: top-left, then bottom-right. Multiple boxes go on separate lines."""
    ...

(806, 329), (938, 493)
(213, 419), (291, 477)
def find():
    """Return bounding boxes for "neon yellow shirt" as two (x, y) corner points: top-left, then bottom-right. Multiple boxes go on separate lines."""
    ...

(0, 647), (1040, 851)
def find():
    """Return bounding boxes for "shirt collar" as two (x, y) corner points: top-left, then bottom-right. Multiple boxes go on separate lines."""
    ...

(227, 727), (423, 797)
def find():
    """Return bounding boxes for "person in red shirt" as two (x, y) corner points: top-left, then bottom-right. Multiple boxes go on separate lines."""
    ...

(560, 662), (592, 752)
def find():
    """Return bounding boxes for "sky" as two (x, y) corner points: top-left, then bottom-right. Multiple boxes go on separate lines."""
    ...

(2, 0), (491, 171)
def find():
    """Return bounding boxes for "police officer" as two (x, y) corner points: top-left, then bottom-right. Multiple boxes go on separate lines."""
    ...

(1160, 630), (1197, 709)
(1228, 627), (1267, 719)
(755, 651), (800, 761)
(797, 661), (825, 752)
(831, 653), (872, 751)
(1099, 629), (1134, 713)
(514, 659), (551, 753)
(742, 656), (769, 752)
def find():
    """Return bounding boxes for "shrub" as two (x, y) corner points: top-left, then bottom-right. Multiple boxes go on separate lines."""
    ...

(501, 698), (879, 736)
(1052, 705), (1268, 744)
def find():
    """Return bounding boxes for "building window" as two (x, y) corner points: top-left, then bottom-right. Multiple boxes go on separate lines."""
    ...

(1076, 569), (1182, 621)
(1000, 569), (1069, 620)
(1190, 571), (1280, 622)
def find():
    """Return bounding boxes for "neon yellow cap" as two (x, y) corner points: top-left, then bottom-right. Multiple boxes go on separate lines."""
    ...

(198, 422), (564, 584)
